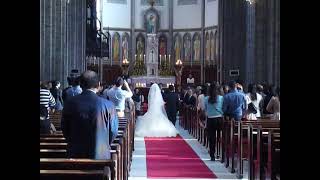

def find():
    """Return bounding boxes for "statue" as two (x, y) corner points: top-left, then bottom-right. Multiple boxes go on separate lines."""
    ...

(184, 35), (191, 61)
(122, 36), (128, 60)
(194, 35), (200, 61)
(174, 36), (181, 61)
(147, 14), (156, 34)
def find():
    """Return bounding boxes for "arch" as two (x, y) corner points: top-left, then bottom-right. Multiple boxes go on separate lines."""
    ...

(192, 32), (201, 61)
(173, 33), (182, 62)
(112, 32), (120, 62)
(182, 33), (192, 62)
(121, 32), (130, 61)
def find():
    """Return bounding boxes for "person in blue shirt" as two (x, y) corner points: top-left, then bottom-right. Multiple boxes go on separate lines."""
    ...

(204, 83), (224, 161)
(61, 70), (118, 159)
(222, 80), (247, 121)
(63, 76), (82, 102)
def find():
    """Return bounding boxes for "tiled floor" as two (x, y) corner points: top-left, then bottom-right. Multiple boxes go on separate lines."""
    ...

(129, 119), (249, 180)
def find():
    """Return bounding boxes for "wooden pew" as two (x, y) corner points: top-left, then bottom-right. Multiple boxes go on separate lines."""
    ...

(247, 124), (280, 180)
(40, 137), (66, 143)
(236, 120), (280, 178)
(49, 111), (62, 131)
(40, 158), (115, 180)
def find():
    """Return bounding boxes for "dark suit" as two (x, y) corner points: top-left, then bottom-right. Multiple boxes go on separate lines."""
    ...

(61, 90), (118, 159)
(164, 91), (179, 126)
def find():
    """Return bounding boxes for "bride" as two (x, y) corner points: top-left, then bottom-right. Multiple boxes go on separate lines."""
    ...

(135, 83), (177, 137)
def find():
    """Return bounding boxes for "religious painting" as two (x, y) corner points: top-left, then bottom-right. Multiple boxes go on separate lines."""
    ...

(122, 32), (130, 61)
(112, 32), (120, 62)
(215, 30), (218, 63)
(158, 34), (167, 63)
(136, 34), (145, 61)
(183, 33), (192, 62)
(174, 33), (182, 62)
(141, 0), (164, 6)
(144, 9), (159, 34)
(210, 31), (215, 62)
(205, 32), (210, 61)
(193, 33), (201, 61)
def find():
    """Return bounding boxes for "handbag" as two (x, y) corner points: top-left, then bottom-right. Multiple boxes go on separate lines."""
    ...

(248, 102), (257, 114)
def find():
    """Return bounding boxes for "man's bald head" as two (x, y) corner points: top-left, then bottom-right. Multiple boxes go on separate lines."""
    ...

(80, 70), (99, 90)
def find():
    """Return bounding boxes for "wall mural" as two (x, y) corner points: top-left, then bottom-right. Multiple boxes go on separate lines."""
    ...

(178, 0), (198, 6)
(193, 33), (201, 61)
(210, 31), (214, 62)
(112, 32), (120, 62)
(136, 34), (145, 60)
(183, 33), (192, 62)
(122, 32), (129, 61)
(205, 32), (210, 61)
(141, 0), (164, 6)
(158, 34), (167, 56)
(107, 0), (127, 4)
(174, 33), (182, 62)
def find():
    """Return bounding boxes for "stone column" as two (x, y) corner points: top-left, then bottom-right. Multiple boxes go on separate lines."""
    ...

(245, 1), (256, 85)
(169, 0), (174, 67)
(201, 0), (205, 84)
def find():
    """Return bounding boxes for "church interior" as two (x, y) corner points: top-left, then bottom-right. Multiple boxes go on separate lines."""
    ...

(40, 0), (280, 179)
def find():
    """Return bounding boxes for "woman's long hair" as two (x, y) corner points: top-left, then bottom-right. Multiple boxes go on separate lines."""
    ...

(208, 84), (218, 104)
(248, 84), (257, 101)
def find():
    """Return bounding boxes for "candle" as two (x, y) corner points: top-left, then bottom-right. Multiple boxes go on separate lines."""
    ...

(144, 54), (146, 64)
(160, 55), (161, 65)
(169, 54), (171, 63)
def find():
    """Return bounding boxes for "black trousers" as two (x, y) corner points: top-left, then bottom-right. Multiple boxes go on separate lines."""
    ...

(167, 111), (177, 126)
(207, 117), (223, 158)
(40, 119), (51, 134)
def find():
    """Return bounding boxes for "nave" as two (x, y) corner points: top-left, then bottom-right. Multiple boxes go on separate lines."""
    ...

(129, 119), (246, 180)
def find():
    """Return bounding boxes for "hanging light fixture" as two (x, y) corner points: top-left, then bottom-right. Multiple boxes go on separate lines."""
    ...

(246, 0), (254, 4)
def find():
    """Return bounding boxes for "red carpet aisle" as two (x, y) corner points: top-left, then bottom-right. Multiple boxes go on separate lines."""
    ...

(145, 135), (217, 179)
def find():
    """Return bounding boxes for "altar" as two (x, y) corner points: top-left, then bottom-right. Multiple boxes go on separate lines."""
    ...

(131, 76), (175, 88)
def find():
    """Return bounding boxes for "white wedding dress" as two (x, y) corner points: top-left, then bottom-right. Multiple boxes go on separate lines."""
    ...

(135, 84), (177, 137)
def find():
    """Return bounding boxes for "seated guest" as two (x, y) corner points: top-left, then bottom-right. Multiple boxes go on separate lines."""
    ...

(61, 70), (118, 159)
(40, 81), (56, 134)
(107, 77), (133, 118)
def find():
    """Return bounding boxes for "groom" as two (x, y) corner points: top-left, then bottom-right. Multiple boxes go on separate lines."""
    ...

(164, 85), (180, 126)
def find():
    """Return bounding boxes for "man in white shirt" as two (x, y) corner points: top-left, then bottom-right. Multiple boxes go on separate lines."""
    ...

(106, 77), (133, 117)
(187, 73), (195, 86)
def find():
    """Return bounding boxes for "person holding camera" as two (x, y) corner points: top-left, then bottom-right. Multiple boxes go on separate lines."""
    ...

(106, 77), (133, 118)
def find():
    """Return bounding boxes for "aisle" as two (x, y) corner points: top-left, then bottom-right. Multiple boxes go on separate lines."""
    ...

(129, 120), (248, 180)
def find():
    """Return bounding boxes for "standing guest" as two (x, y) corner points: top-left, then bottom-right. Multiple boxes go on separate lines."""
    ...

(262, 85), (276, 117)
(266, 87), (280, 120)
(204, 84), (224, 161)
(132, 88), (144, 116)
(223, 84), (230, 95)
(50, 80), (63, 111)
(222, 81), (247, 121)
(186, 88), (197, 107)
(61, 70), (118, 159)
(107, 77), (133, 118)
(40, 82), (56, 134)
(62, 77), (73, 103)
(64, 76), (82, 102)
(245, 84), (263, 120)
(196, 86), (206, 111)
